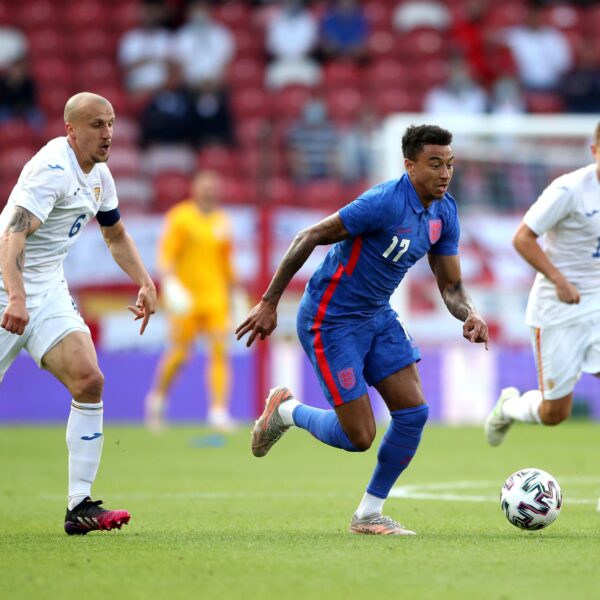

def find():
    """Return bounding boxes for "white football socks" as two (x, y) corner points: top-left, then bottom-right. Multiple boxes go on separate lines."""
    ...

(355, 492), (385, 518)
(66, 399), (104, 510)
(502, 390), (543, 424)
(278, 398), (301, 427)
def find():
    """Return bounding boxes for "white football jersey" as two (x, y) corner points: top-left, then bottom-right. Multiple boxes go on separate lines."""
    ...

(524, 163), (600, 327)
(0, 137), (118, 307)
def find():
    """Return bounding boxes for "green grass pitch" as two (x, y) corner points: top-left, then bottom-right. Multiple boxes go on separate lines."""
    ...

(0, 420), (598, 599)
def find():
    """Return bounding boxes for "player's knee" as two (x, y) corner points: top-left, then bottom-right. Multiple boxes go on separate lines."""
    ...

(71, 369), (104, 401)
(347, 429), (375, 452)
(539, 404), (570, 426)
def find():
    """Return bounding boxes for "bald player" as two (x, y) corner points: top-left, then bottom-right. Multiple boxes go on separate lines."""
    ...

(0, 92), (157, 535)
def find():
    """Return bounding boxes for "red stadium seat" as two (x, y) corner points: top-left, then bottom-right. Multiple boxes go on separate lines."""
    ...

(229, 57), (265, 90)
(74, 58), (121, 90)
(365, 59), (414, 90)
(322, 61), (363, 90)
(220, 178), (258, 206)
(71, 29), (119, 58)
(263, 176), (297, 206)
(65, 0), (108, 30)
(325, 87), (364, 125)
(0, 120), (39, 152)
(17, 0), (60, 31)
(230, 87), (272, 120)
(114, 176), (154, 213)
(107, 146), (142, 178)
(302, 180), (345, 210)
(236, 117), (270, 148)
(214, 2), (252, 30)
(370, 88), (423, 115)
(152, 172), (193, 212)
(197, 145), (236, 175)
(367, 31), (396, 58)
(27, 28), (67, 59)
(37, 86), (75, 120)
(525, 92), (565, 114)
(30, 57), (75, 89)
(0, 146), (37, 181)
(363, 1), (393, 31)
(271, 85), (314, 123)
(233, 29), (265, 59)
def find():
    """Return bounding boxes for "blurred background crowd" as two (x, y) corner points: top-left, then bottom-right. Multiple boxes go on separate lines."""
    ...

(0, 0), (599, 214)
(1, 0), (599, 424)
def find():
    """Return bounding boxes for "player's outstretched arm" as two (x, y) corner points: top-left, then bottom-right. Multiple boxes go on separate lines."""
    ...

(100, 220), (157, 334)
(427, 252), (489, 349)
(0, 206), (42, 335)
(236, 213), (350, 347)
(513, 221), (580, 304)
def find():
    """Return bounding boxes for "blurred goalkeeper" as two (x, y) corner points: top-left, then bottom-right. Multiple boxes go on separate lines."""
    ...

(485, 121), (600, 449)
(145, 171), (239, 432)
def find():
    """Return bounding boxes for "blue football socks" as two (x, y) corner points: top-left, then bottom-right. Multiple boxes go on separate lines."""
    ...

(366, 404), (429, 499)
(292, 404), (359, 452)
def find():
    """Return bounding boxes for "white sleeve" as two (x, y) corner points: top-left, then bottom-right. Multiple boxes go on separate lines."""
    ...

(12, 162), (66, 223)
(523, 181), (572, 236)
(99, 168), (119, 212)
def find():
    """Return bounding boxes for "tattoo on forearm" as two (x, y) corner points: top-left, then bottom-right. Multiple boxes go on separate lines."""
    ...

(443, 281), (476, 322)
(15, 249), (24, 272)
(8, 207), (33, 234)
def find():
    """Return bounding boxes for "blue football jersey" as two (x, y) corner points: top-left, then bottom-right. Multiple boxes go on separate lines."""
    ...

(303, 173), (460, 321)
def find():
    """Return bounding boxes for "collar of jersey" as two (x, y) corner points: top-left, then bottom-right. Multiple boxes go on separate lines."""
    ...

(402, 173), (427, 214)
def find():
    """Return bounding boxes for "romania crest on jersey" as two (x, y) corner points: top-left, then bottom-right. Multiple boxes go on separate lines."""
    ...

(93, 185), (102, 204)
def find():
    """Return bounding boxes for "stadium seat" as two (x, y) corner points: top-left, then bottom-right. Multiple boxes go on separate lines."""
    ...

(214, 2), (252, 30)
(367, 31), (396, 58)
(27, 28), (66, 59)
(302, 180), (345, 210)
(229, 57), (265, 90)
(37, 86), (75, 120)
(525, 92), (565, 114)
(370, 88), (423, 116)
(197, 145), (236, 175)
(0, 120), (39, 151)
(0, 146), (37, 181)
(142, 145), (197, 176)
(17, 0), (60, 31)
(231, 87), (272, 121)
(271, 85), (314, 123)
(107, 146), (142, 178)
(65, 0), (108, 30)
(325, 87), (364, 124)
(113, 176), (154, 212)
(263, 176), (297, 206)
(236, 117), (271, 149)
(152, 172), (193, 212)
(365, 59), (414, 90)
(71, 29), (119, 58)
(30, 57), (74, 89)
(232, 28), (265, 59)
(364, 1), (394, 31)
(220, 177), (258, 206)
(322, 62), (363, 90)
(74, 58), (121, 90)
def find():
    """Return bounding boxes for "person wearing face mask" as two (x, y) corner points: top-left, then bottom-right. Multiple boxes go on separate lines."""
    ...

(172, 0), (235, 91)
(286, 98), (340, 184)
(265, 0), (322, 89)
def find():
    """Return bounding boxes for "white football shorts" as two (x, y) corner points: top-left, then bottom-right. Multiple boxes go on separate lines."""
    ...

(0, 284), (90, 381)
(531, 318), (600, 400)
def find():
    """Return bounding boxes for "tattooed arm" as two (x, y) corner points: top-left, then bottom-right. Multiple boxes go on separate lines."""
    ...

(428, 253), (489, 349)
(236, 213), (350, 347)
(0, 206), (42, 334)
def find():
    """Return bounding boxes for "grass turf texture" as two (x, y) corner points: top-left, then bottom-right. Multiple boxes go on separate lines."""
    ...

(0, 421), (598, 600)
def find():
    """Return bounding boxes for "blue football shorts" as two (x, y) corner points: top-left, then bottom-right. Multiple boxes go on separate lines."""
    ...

(296, 301), (420, 407)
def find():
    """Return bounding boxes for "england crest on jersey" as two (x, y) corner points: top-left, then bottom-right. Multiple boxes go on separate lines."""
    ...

(429, 219), (442, 244)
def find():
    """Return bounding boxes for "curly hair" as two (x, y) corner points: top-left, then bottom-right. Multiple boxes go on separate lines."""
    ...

(401, 125), (453, 161)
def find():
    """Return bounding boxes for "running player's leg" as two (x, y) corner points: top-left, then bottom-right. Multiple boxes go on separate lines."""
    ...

(252, 311), (374, 456)
(42, 331), (105, 507)
(145, 313), (196, 430)
(485, 324), (588, 446)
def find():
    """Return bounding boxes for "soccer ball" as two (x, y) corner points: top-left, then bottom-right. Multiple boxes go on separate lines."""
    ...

(500, 468), (562, 531)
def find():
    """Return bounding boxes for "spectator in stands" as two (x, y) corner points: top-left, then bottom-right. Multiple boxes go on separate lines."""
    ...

(337, 107), (378, 184)
(451, 0), (512, 88)
(319, 0), (369, 63)
(393, 1), (451, 32)
(194, 81), (236, 148)
(489, 76), (527, 115)
(173, 0), (235, 91)
(139, 61), (199, 148)
(561, 40), (600, 114)
(286, 98), (339, 184)
(423, 57), (488, 115)
(118, 0), (173, 95)
(0, 56), (43, 127)
(0, 26), (27, 71)
(265, 0), (321, 89)
(501, 0), (572, 92)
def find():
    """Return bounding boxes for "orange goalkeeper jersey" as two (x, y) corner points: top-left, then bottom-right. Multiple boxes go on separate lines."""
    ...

(158, 200), (235, 315)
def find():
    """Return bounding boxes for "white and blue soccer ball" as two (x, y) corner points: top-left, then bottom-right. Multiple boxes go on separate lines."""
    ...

(500, 468), (562, 531)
